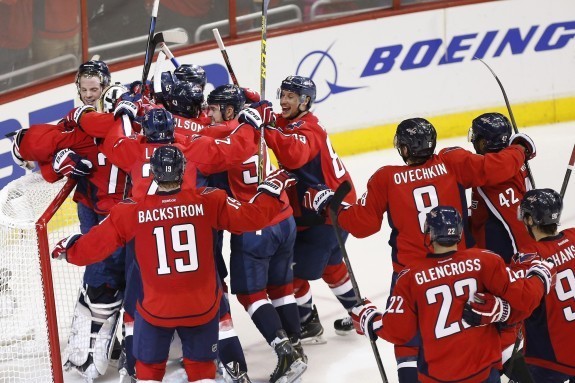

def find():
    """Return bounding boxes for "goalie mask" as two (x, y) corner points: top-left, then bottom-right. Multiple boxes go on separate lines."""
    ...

(278, 75), (316, 111)
(518, 188), (562, 226)
(98, 83), (128, 113)
(468, 112), (512, 154)
(394, 118), (437, 164)
(142, 109), (175, 143)
(150, 145), (186, 184)
(424, 206), (463, 247)
(207, 84), (246, 121)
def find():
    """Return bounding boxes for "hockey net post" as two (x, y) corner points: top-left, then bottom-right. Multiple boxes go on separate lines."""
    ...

(0, 173), (83, 383)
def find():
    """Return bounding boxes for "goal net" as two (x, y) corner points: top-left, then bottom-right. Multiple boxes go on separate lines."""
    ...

(0, 173), (84, 383)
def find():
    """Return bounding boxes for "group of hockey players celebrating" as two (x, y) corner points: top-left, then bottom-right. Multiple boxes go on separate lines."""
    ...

(8, 55), (574, 383)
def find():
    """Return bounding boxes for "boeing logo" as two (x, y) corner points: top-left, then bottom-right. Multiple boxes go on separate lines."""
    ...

(296, 42), (364, 104)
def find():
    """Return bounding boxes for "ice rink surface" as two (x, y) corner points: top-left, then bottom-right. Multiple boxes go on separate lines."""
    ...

(62, 121), (574, 383)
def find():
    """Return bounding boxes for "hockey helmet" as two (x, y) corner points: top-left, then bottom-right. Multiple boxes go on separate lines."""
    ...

(424, 206), (463, 246)
(518, 188), (562, 226)
(469, 113), (512, 153)
(150, 145), (186, 184)
(142, 108), (175, 143)
(279, 75), (316, 110)
(394, 118), (437, 163)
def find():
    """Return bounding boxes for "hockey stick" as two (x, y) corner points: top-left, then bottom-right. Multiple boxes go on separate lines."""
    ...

(141, 0), (160, 88)
(328, 181), (388, 383)
(213, 28), (240, 86)
(475, 58), (536, 188)
(159, 43), (180, 68)
(154, 29), (188, 68)
(257, 0), (270, 185)
(560, 143), (575, 199)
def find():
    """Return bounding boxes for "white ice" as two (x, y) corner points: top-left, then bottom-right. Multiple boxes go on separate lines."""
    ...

(60, 121), (575, 383)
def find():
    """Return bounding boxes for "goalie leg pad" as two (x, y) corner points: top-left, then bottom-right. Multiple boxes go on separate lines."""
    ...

(64, 285), (123, 377)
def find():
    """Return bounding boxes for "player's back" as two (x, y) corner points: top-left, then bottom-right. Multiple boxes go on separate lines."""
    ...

(393, 249), (505, 382)
(470, 164), (536, 262)
(380, 154), (473, 271)
(132, 190), (224, 328)
(524, 227), (575, 375)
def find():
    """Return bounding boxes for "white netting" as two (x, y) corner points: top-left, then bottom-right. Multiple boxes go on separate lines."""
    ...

(0, 173), (84, 382)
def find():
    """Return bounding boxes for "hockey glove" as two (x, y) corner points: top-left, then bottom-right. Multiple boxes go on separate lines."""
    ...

(257, 169), (298, 198)
(250, 100), (275, 127)
(351, 299), (382, 341)
(62, 105), (96, 128)
(129, 80), (153, 98)
(526, 258), (556, 294)
(510, 132), (536, 160)
(462, 292), (511, 327)
(10, 129), (34, 170)
(52, 149), (93, 179)
(113, 100), (139, 121)
(51, 234), (82, 261)
(303, 185), (335, 215)
(238, 107), (264, 130)
(242, 87), (261, 103)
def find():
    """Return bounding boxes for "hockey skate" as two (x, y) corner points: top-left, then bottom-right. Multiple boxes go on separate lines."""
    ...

(270, 330), (307, 383)
(334, 316), (354, 336)
(290, 337), (308, 364)
(223, 360), (252, 383)
(300, 305), (326, 345)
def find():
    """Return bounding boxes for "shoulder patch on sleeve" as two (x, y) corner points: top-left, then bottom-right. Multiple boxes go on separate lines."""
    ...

(200, 187), (219, 195)
(397, 268), (411, 281)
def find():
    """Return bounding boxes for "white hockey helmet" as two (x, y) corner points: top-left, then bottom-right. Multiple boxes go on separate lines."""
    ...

(98, 83), (128, 113)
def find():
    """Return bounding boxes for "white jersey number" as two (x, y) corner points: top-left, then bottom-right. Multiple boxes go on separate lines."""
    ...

(153, 224), (199, 275)
(413, 185), (439, 232)
(425, 278), (477, 339)
(556, 269), (575, 322)
(97, 153), (120, 194)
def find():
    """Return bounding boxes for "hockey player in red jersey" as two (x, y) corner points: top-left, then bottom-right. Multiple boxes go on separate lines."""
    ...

(464, 189), (575, 382)
(51, 146), (300, 383)
(204, 85), (307, 383)
(350, 206), (555, 383)
(467, 112), (538, 380)
(303, 117), (534, 382)
(11, 60), (129, 380)
(262, 75), (359, 344)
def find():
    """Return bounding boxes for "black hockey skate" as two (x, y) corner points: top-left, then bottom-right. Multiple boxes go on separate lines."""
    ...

(300, 305), (326, 344)
(224, 360), (252, 383)
(334, 316), (354, 336)
(270, 330), (307, 383)
(290, 336), (308, 364)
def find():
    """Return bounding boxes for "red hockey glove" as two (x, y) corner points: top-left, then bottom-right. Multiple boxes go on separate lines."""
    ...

(351, 299), (382, 341)
(250, 100), (275, 127)
(303, 185), (334, 215)
(257, 169), (298, 198)
(510, 132), (536, 160)
(462, 292), (511, 327)
(526, 258), (556, 294)
(51, 234), (82, 261)
(242, 87), (261, 103)
(52, 149), (93, 179)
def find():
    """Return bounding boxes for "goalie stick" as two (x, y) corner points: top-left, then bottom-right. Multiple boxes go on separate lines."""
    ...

(328, 181), (388, 383)
(560, 143), (575, 199)
(213, 28), (240, 86)
(475, 58), (536, 188)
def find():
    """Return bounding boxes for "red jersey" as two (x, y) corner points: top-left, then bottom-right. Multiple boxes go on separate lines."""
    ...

(66, 187), (282, 327)
(377, 248), (546, 383)
(18, 122), (126, 214)
(337, 145), (526, 272)
(266, 112), (356, 227)
(173, 114), (210, 138)
(470, 164), (537, 262)
(520, 228), (575, 375)
(201, 121), (293, 226)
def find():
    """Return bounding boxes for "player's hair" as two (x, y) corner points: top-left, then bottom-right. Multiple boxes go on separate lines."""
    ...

(424, 206), (463, 247)
(469, 112), (512, 154)
(150, 145), (186, 184)
(518, 189), (562, 234)
(207, 84), (246, 120)
(279, 75), (316, 111)
(394, 118), (437, 164)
